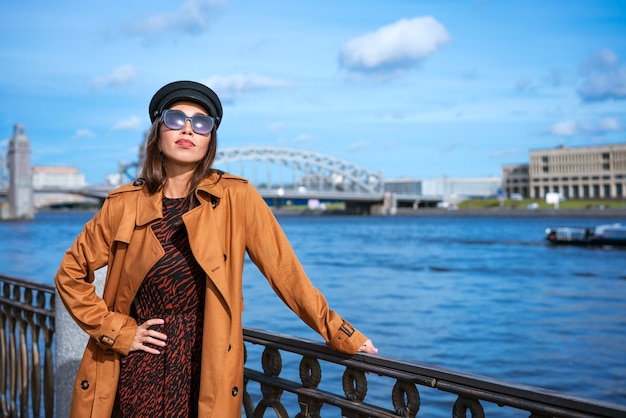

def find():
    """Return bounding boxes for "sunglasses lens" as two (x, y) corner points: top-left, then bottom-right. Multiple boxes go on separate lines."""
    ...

(191, 115), (214, 135)
(162, 110), (186, 130)
(162, 110), (214, 134)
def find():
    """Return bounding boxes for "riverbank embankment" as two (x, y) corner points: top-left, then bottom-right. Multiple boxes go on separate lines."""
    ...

(392, 207), (626, 218)
(272, 207), (626, 218)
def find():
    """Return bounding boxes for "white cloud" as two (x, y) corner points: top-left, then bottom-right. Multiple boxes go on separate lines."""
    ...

(293, 134), (315, 143)
(598, 116), (622, 132)
(346, 141), (369, 152)
(75, 129), (96, 139)
(550, 120), (578, 136)
(267, 122), (286, 135)
(127, 0), (226, 38)
(577, 49), (626, 102)
(339, 16), (450, 75)
(112, 116), (142, 131)
(91, 64), (137, 90)
(549, 116), (624, 137)
(203, 73), (293, 101)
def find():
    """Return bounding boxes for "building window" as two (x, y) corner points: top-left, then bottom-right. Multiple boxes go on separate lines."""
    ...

(602, 153), (610, 160)
(617, 184), (623, 197)
(603, 184), (611, 197)
(542, 156), (548, 163)
(593, 185), (600, 197)
(573, 185), (579, 198)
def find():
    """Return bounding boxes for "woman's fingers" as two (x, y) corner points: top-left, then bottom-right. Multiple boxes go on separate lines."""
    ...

(357, 339), (378, 354)
(130, 318), (167, 354)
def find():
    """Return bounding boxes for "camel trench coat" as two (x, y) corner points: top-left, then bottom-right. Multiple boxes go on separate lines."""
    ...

(54, 172), (368, 417)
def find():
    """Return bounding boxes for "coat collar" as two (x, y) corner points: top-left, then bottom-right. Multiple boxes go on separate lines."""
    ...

(134, 172), (225, 227)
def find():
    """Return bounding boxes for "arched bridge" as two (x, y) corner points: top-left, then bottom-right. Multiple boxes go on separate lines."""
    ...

(214, 146), (384, 196)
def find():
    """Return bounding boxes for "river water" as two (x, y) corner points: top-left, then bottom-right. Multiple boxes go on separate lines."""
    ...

(1, 210), (625, 416)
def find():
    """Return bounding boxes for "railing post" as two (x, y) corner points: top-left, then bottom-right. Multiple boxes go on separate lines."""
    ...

(54, 267), (106, 418)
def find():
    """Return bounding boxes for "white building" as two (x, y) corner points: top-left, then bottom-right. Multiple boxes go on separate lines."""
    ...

(32, 166), (91, 208)
(33, 166), (87, 189)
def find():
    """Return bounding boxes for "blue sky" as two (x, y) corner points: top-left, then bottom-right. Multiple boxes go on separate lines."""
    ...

(1, 0), (625, 184)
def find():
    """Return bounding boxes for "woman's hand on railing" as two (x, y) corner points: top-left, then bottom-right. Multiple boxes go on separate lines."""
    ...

(358, 338), (378, 354)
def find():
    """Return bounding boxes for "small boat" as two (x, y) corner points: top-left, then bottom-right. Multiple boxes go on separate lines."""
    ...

(545, 223), (626, 247)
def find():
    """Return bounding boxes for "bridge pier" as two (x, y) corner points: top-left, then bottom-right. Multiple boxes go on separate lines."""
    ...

(345, 201), (374, 215)
(346, 192), (397, 215)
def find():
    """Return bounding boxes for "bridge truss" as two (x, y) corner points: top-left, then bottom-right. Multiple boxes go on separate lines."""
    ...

(215, 146), (383, 195)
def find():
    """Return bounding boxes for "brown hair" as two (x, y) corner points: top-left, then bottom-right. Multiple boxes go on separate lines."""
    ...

(140, 119), (220, 210)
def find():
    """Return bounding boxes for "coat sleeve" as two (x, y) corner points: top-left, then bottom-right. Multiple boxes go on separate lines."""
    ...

(54, 197), (137, 355)
(241, 183), (368, 354)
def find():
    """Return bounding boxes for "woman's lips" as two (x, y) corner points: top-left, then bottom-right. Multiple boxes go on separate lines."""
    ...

(175, 139), (194, 148)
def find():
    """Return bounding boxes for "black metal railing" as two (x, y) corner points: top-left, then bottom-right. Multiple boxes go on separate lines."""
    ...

(0, 274), (55, 418)
(242, 328), (626, 418)
(1, 274), (625, 418)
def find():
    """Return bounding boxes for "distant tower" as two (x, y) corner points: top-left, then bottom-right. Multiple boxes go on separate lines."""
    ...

(7, 123), (34, 220)
(0, 153), (6, 185)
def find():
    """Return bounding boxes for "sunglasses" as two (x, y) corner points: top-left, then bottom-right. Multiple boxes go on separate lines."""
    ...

(160, 109), (215, 135)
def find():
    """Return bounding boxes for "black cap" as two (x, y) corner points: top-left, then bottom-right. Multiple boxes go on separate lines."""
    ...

(149, 81), (223, 128)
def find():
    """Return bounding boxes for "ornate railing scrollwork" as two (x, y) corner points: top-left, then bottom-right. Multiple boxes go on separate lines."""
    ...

(243, 327), (626, 418)
(0, 274), (55, 418)
(391, 380), (420, 417)
(296, 356), (323, 418)
(252, 347), (289, 418)
(452, 396), (485, 418)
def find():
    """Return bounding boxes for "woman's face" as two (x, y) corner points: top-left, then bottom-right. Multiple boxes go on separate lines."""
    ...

(159, 101), (212, 173)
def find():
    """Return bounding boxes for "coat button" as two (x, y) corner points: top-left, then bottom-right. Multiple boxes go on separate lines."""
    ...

(231, 387), (238, 396)
(80, 380), (90, 390)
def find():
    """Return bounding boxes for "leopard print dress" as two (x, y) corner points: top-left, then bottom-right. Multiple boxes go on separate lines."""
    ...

(117, 196), (206, 417)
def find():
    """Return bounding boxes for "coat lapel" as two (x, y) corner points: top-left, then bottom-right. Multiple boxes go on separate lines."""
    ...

(109, 189), (164, 312)
(183, 179), (232, 318)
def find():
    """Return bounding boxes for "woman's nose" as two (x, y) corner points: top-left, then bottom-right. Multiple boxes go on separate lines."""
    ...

(181, 119), (193, 133)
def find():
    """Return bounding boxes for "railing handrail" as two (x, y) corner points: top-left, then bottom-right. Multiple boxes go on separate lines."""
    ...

(0, 275), (56, 293)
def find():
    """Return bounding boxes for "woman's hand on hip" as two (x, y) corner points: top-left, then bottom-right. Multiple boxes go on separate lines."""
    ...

(130, 318), (167, 354)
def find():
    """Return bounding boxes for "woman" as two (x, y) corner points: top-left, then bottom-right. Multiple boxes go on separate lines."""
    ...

(55, 80), (377, 417)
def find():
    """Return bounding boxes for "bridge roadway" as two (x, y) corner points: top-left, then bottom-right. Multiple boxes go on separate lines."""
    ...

(0, 185), (383, 201)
